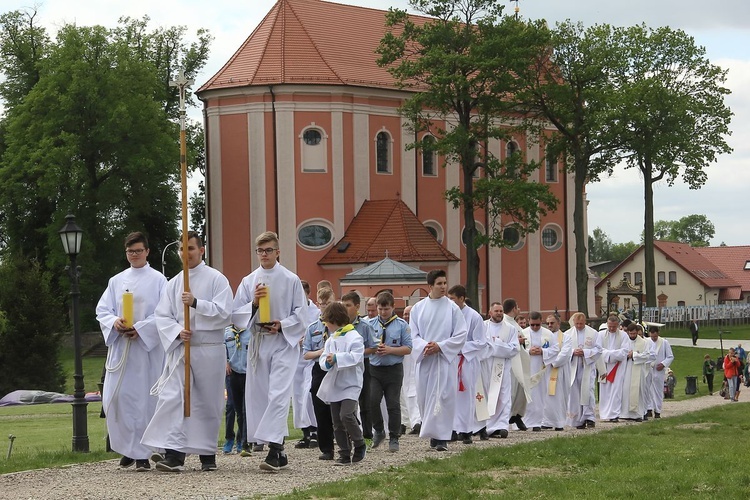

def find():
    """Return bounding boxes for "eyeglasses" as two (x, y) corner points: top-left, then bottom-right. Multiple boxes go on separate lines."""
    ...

(255, 248), (278, 255)
(126, 249), (146, 255)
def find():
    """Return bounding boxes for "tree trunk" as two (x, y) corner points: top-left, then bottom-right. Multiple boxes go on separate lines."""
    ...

(643, 163), (656, 307)
(573, 155), (589, 317)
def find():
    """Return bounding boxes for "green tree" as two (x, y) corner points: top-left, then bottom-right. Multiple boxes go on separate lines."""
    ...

(610, 241), (639, 261)
(517, 21), (627, 316)
(614, 25), (732, 306)
(588, 227), (613, 262)
(377, 0), (557, 309)
(0, 257), (65, 398)
(646, 214), (715, 247)
(0, 8), (49, 108)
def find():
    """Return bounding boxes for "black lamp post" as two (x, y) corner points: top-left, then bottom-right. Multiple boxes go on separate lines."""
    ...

(59, 214), (89, 452)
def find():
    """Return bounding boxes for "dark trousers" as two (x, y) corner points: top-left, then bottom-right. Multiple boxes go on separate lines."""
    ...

(311, 363), (334, 453)
(705, 373), (714, 394)
(331, 399), (364, 457)
(228, 370), (247, 447)
(359, 358), (372, 438)
(224, 376), (236, 441)
(370, 363), (404, 438)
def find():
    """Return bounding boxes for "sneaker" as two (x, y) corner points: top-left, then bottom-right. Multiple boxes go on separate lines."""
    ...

(371, 431), (386, 449)
(155, 456), (184, 473)
(309, 433), (318, 447)
(435, 441), (448, 452)
(429, 438), (438, 449)
(409, 423), (421, 435)
(119, 456), (135, 468)
(654, 412), (661, 419)
(334, 455), (352, 466)
(645, 410), (653, 418)
(150, 451), (165, 464)
(135, 460), (150, 472)
(253, 443), (265, 452)
(400, 424), (407, 435)
(319, 452), (334, 460)
(388, 437), (399, 452)
(294, 438), (311, 449)
(239, 447), (252, 457)
(236, 441), (243, 454)
(201, 461), (217, 472)
(498, 429), (509, 438)
(585, 419), (596, 428)
(554, 428), (564, 431)
(575, 424), (586, 429)
(532, 427), (541, 432)
(461, 433), (472, 444)
(222, 438), (235, 454)
(260, 449), (280, 472)
(278, 452), (289, 470)
(352, 444), (367, 463)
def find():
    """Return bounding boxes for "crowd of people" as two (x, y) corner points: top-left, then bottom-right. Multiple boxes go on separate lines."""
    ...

(97, 229), (678, 474)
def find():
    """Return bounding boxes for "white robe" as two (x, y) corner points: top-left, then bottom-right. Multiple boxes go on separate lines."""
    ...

(317, 330), (365, 404)
(453, 305), (487, 434)
(141, 262), (233, 455)
(96, 263), (166, 459)
(567, 326), (602, 427)
(620, 336), (653, 419)
(400, 350), (421, 427)
(597, 329), (630, 420)
(409, 296), (468, 441)
(484, 318), (520, 433)
(646, 336), (674, 413)
(233, 261), (308, 445)
(523, 327), (547, 428)
(541, 329), (573, 429)
(292, 300), (319, 429)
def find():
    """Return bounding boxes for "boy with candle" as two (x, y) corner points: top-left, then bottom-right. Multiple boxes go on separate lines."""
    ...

(316, 301), (367, 466)
(232, 231), (308, 472)
(96, 231), (167, 471)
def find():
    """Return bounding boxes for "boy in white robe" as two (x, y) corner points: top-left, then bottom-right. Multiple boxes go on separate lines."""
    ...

(232, 231), (308, 472)
(141, 232), (233, 472)
(597, 314), (630, 422)
(96, 232), (166, 471)
(645, 325), (674, 418)
(409, 269), (468, 451)
(317, 302), (367, 465)
(566, 312), (602, 429)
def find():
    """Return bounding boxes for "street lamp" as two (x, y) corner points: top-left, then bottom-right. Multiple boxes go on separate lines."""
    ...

(161, 239), (180, 275)
(58, 214), (89, 453)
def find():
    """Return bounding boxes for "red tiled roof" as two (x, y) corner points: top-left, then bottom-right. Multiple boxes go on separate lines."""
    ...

(199, 0), (429, 92)
(318, 199), (459, 265)
(695, 246), (750, 293)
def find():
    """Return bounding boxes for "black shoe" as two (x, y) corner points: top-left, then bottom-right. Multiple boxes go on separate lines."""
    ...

(149, 451), (164, 463)
(508, 415), (517, 425)
(575, 424), (586, 429)
(409, 423), (421, 435)
(645, 410), (653, 418)
(372, 431), (386, 449)
(450, 431), (459, 442)
(478, 427), (489, 441)
(532, 427), (541, 432)
(635, 418), (643, 422)
(609, 418), (619, 423)
(309, 432), (318, 447)
(585, 420), (596, 428)
(498, 429), (508, 438)
(294, 438), (311, 449)
(461, 432), (473, 445)
(253, 443), (265, 452)
(278, 452), (289, 470)
(429, 438), (438, 449)
(352, 443), (367, 463)
(541, 426), (552, 430)
(643, 414), (649, 421)
(334, 455), (352, 466)
(119, 456), (135, 468)
(200, 454), (217, 472)
(155, 456), (184, 473)
(514, 416), (528, 431)
(654, 412), (661, 419)
(554, 427), (564, 431)
(400, 424), (407, 435)
(319, 452), (334, 460)
(435, 441), (448, 452)
(260, 449), (280, 472)
(135, 460), (150, 472)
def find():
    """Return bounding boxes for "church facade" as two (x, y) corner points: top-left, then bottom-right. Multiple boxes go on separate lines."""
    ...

(196, 0), (585, 315)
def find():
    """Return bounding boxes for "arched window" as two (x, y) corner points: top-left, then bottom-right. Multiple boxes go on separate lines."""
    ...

(376, 130), (392, 174)
(421, 135), (437, 176)
(541, 224), (563, 251)
(545, 155), (558, 183)
(300, 125), (328, 173)
(424, 220), (444, 244)
(502, 225), (525, 251)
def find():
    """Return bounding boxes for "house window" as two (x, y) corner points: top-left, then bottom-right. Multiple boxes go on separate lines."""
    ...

(505, 140), (519, 177)
(376, 131), (392, 174)
(624, 272), (632, 283)
(677, 301), (686, 307)
(421, 135), (437, 176)
(461, 221), (485, 249)
(545, 155), (558, 183)
(669, 271), (677, 285)
(634, 272), (642, 285)
(658, 271), (665, 285)
(297, 220), (334, 250)
(424, 220), (444, 244)
(541, 224), (562, 251)
(300, 125), (327, 172)
(502, 226), (525, 251)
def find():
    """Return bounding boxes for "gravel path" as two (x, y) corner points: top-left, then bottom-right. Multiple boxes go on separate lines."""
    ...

(0, 394), (736, 500)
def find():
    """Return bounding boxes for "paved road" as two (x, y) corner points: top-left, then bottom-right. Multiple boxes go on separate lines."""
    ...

(665, 337), (750, 350)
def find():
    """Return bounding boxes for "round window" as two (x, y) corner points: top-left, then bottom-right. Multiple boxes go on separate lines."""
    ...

(303, 129), (322, 146)
(542, 225), (562, 251)
(502, 226), (524, 250)
(298, 224), (332, 249)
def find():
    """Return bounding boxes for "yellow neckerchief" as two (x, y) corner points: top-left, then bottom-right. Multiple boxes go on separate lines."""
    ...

(378, 314), (399, 343)
(332, 324), (355, 338)
(318, 316), (330, 340)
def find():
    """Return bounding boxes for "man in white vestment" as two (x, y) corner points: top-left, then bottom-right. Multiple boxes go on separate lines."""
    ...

(503, 298), (530, 431)
(483, 302), (521, 438)
(523, 313), (550, 431)
(141, 231), (233, 472)
(448, 285), (487, 444)
(645, 325), (674, 419)
(620, 323), (653, 420)
(233, 231), (308, 472)
(597, 314), (630, 422)
(539, 312), (573, 430)
(96, 232), (167, 471)
(409, 269), (468, 451)
(291, 280), (319, 450)
(566, 312), (602, 429)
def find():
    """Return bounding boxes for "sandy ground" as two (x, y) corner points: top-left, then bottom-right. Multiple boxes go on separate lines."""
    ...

(0, 392), (737, 500)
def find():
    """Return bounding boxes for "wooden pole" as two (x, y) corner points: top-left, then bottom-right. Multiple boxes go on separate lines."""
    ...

(170, 69), (194, 417)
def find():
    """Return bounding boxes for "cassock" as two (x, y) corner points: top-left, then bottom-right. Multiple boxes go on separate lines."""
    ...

(233, 261), (307, 446)
(541, 329), (573, 429)
(597, 329), (630, 420)
(292, 300), (320, 430)
(409, 296), (467, 441)
(620, 335), (653, 419)
(484, 318), (520, 433)
(316, 328), (365, 404)
(567, 325), (601, 427)
(96, 263), (166, 460)
(523, 326), (548, 428)
(646, 336), (674, 414)
(141, 261), (233, 455)
(453, 305), (487, 434)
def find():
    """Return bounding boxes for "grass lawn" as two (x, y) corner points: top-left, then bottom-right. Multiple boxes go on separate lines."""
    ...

(280, 403), (750, 499)
(662, 323), (750, 341)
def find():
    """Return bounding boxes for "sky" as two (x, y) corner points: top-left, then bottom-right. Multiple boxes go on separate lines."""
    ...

(3, 0), (749, 246)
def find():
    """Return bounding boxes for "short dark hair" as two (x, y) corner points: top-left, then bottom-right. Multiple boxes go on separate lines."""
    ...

(182, 231), (203, 248)
(124, 232), (148, 249)
(427, 269), (446, 286)
(648, 325), (660, 334)
(376, 291), (394, 307)
(607, 314), (620, 323)
(301, 280), (311, 295)
(341, 291), (361, 306)
(621, 319), (633, 329)
(447, 285), (466, 299)
(528, 311), (542, 321)
(502, 298), (517, 313)
(627, 323), (638, 332)
(321, 302), (350, 327)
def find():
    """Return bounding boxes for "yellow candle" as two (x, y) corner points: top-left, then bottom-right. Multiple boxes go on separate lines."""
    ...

(122, 291), (134, 328)
(259, 284), (271, 323)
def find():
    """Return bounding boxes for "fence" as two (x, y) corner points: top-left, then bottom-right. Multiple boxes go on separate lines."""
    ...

(642, 304), (750, 329)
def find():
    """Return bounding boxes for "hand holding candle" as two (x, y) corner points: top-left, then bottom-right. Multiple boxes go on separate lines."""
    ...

(122, 291), (134, 328)
(258, 283), (271, 323)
